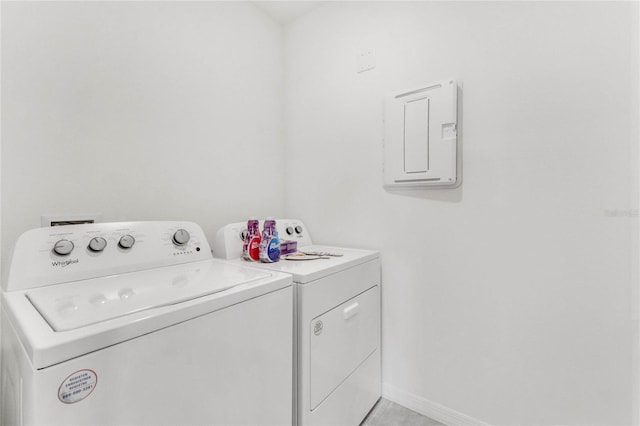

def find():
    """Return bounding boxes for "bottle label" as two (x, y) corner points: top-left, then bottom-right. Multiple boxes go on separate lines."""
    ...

(267, 238), (280, 262)
(248, 236), (261, 261)
(260, 237), (280, 263)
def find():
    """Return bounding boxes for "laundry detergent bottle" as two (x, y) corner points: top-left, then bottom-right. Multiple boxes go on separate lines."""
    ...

(242, 218), (261, 262)
(259, 218), (280, 263)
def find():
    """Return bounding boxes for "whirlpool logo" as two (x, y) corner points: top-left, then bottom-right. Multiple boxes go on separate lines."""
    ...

(51, 259), (79, 268)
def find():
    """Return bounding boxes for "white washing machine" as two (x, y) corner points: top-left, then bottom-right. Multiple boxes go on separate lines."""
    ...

(213, 219), (381, 426)
(1, 221), (293, 426)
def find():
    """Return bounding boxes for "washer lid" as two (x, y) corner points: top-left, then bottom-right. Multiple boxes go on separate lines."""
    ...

(26, 260), (272, 332)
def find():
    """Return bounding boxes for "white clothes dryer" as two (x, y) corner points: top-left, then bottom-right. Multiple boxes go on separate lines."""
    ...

(1, 221), (293, 426)
(213, 219), (381, 426)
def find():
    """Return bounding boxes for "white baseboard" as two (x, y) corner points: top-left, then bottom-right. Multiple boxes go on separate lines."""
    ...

(382, 383), (490, 426)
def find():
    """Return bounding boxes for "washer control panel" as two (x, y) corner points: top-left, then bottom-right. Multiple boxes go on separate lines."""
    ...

(6, 221), (212, 291)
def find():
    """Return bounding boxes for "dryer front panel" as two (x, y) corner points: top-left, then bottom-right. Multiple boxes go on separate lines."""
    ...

(309, 286), (378, 410)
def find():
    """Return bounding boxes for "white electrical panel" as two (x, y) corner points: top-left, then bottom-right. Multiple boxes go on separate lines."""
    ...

(384, 79), (459, 189)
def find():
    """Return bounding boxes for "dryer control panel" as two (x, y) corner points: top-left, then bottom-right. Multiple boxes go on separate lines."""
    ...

(212, 219), (313, 260)
(6, 221), (212, 291)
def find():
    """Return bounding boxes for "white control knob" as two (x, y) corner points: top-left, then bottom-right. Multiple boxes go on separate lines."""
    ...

(53, 239), (74, 256)
(172, 229), (190, 246)
(88, 237), (107, 252)
(118, 235), (135, 249)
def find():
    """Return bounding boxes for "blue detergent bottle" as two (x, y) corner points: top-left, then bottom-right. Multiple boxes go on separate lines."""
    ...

(259, 218), (281, 263)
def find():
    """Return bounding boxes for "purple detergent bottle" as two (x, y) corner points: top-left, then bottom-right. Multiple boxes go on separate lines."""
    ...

(242, 218), (261, 262)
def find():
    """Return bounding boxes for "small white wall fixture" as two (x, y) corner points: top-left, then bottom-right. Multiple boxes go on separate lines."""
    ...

(384, 79), (459, 189)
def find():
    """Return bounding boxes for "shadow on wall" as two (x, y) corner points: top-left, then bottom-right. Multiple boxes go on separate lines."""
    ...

(385, 185), (463, 203)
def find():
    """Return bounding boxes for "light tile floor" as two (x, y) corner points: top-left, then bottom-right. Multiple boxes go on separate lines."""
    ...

(361, 398), (445, 426)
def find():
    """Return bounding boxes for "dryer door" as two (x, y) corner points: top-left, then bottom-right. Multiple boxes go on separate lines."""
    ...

(309, 286), (378, 410)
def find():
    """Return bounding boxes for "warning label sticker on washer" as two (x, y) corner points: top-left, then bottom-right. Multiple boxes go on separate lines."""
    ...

(58, 369), (97, 404)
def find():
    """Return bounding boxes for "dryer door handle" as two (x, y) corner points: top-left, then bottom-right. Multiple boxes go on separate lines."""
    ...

(343, 302), (359, 320)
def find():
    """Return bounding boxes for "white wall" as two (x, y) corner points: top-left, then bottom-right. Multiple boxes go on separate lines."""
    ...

(1, 1), (285, 276)
(284, 2), (639, 425)
(635, 5), (640, 423)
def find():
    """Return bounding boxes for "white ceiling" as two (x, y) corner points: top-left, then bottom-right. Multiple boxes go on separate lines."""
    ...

(251, 1), (326, 25)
